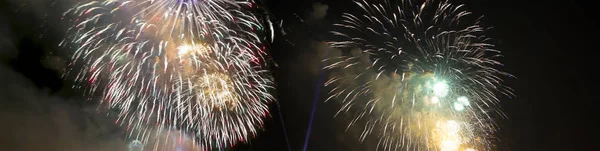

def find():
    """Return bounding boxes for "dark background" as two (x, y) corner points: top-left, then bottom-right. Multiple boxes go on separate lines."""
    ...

(0, 0), (596, 151)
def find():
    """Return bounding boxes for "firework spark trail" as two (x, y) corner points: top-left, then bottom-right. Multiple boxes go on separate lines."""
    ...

(324, 0), (513, 150)
(60, 0), (274, 150)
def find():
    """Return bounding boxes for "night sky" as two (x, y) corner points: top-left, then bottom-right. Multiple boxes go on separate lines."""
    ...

(0, 0), (596, 151)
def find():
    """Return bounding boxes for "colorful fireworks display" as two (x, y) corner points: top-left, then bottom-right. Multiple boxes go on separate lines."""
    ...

(324, 0), (513, 150)
(59, 0), (274, 149)
(49, 0), (514, 150)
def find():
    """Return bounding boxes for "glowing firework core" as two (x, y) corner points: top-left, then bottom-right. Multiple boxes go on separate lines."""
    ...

(453, 102), (465, 111)
(432, 120), (469, 151)
(433, 81), (450, 97)
(197, 73), (239, 110)
(430, 96), (440, 104)
(177, 44), (210, 57)
(454, 96), (470, 111)
(456, 96), (470, 106)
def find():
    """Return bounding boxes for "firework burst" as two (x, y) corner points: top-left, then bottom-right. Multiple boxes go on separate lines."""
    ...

(59, 0), (273, 149)
(324, 0), (513, 150)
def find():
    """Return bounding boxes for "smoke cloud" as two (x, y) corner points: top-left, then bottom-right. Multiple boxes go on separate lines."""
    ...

(306, 2), (329, 23)
(0, 64), (128, 151)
